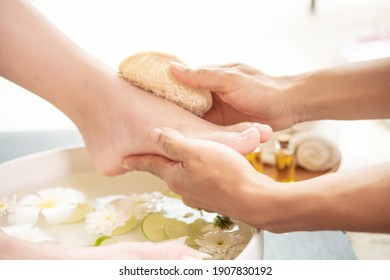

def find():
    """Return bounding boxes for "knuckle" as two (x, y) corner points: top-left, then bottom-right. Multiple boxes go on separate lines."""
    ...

(159, 135), (175, 155)
(225, 62), (257, 76)
(224, 69), (239, 80)
(194, 68), (211, 87)
(238, 63), (261, 75)
(197, 68), (209, 78)
(220, 62), (245, 72)
(143, 157), (164, 178)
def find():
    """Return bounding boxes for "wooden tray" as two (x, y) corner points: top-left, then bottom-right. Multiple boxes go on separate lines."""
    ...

(260, 161), (340, 182)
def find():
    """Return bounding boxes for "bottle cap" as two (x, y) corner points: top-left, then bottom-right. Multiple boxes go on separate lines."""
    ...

(276, 132), (292, 149)
(277, 132), (291, 144)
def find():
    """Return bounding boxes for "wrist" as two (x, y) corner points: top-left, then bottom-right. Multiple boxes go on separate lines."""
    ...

(240, 173), (293, 231)
(283, 72), (315, 125)
(245, 176), (327, 233)
(270, 180), (334, 233)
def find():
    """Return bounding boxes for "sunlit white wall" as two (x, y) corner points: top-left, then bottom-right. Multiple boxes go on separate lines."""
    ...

(1, 0), (389, 131)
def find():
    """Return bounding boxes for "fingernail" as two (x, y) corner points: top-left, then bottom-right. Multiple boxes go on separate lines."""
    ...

(259, 124), (273, 143)
(261, 124), (272, 132)
(170, 62), (188, 73)
(151, 128), (163, 142)
(121, 162), (130, 170)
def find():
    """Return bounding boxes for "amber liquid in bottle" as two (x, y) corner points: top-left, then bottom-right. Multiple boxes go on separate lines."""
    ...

(275, 133), (295, 182)
(246, 146), (263, 173)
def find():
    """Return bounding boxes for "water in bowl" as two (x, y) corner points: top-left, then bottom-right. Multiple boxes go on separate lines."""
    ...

(0, 171), (254, 260)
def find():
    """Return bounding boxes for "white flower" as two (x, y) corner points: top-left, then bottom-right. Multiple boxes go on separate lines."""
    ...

(1, 224), (56, 243)
(93, 195), (127, 208)
(85, 192), (163, 236)
(0, 195), (17, 217)
(7, 187), (88, 225)
(121, 191), (163, 220)
(85, 204), (129, 236)
(195, 229), (246, 260)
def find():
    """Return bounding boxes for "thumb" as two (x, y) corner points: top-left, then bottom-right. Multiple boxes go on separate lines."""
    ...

(121, 128), (194, 178)
(151, 127), (194, 161)
(170, 62), (227, 93)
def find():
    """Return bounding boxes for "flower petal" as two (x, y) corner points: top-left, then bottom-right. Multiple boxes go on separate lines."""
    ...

(41, 203), (77, 225)
(7, 206), (40, 225)
(1, 224), (56, 243)
(0, 195), (17, 216)
(59, 188), (87, 203)
(62, 203), (91, 224)
(36, 187), (65, 199)
(94, 195), (127, 208)
(18, 193), (41, 206)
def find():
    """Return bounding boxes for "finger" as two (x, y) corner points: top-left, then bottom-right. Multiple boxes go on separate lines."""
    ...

(228, 122), (273, 143)
(170, 62), (231, 93)
(256, 124), (273, 143)
(121, 154), (175, 180)
(151, 127), (197, 161)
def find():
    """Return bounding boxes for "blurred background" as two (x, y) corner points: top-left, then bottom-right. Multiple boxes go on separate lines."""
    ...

(1, 0), (390, 259)
(1, 0), (389, 131)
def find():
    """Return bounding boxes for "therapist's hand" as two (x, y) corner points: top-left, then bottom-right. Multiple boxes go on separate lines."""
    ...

(170, 62), (298, 131)
(122, 127), (282, 229)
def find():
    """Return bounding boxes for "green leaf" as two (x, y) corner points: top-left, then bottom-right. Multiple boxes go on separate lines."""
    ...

(214, 215), (233, 230)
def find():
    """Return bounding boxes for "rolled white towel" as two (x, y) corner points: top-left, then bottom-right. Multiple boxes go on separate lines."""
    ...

(261, 121), (341, 172)
(291, 121), (341, 172)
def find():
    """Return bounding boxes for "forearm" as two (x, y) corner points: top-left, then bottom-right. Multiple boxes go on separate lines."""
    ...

(288, 58), (390, 124)
(269, 163), (390, 233)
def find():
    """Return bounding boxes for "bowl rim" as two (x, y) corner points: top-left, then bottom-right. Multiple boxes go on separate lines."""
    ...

(0, 145), (263, 259)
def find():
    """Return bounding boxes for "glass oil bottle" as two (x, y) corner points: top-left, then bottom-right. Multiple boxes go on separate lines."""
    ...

(246, 145), (263, 173)
(274, 133), (295, 182)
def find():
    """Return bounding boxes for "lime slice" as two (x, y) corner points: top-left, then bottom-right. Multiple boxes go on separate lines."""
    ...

(112, 215), (138, 235)
(164, 219), (189, 239)
(186, 219), (210, 246)
(94, 235), (117, 246)
(141, 213), (170, 242)
(62, 203), (91, 224)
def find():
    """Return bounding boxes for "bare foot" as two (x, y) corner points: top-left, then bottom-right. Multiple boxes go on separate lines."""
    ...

(81, 79), (272, 176)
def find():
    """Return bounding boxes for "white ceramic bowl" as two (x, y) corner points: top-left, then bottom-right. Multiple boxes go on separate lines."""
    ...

(0, 146), (263, 259)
